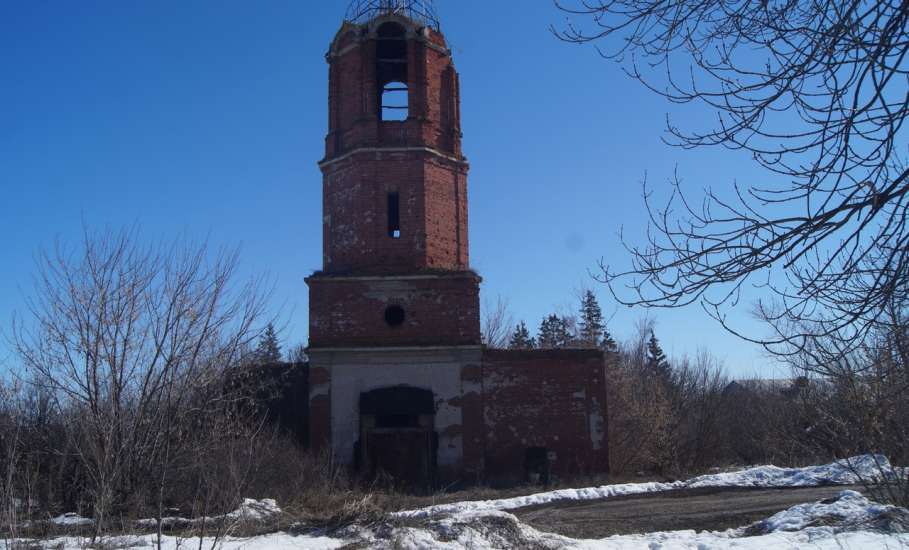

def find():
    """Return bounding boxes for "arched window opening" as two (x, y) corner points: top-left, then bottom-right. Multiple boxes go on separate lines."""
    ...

(376, 22), (408, 121)
(381, 81), (409, 121)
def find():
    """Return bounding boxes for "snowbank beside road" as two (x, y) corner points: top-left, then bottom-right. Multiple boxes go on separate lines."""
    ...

(742, 489), (909, 535)
(688, 454), (895, 489)
(386, 489), (909, 549)
(398, 480), (683, 520)
(399, 454), (897, 518)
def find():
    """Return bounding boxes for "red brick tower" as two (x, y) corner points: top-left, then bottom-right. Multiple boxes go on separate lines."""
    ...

(306, 3), (481, 349)
(306, 3), (610, 485)
(306, 2), (484, 481)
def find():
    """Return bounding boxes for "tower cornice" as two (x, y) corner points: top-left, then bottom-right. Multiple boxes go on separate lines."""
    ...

(328, 15), (450, 60)
(319, 146), (468, 169)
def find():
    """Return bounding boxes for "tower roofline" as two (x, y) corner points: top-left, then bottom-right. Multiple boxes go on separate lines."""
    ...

(345, 0), (440, 30)
(328, 14), (449, 59)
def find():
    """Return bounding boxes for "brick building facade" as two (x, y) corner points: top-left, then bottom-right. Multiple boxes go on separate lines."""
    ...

(305, 2), (608, 486)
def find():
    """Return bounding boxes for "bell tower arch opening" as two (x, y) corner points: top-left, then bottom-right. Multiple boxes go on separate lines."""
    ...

(376, 22), (408, 121)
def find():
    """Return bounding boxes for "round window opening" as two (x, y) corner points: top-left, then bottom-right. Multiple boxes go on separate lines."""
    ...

(384, 305), (406, 327)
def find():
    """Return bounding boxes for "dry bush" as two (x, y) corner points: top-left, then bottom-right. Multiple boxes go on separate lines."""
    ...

(666, 351), (729, 474)
(606, 320), (673, 475)
(606, 320), (735, 478)
(481, 296), (514, 350)
(8, 227), (275, 543)
(740, 296), (908, 506)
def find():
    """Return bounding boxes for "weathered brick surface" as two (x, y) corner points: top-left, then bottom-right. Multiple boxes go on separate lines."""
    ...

(308, 365), (332, 452)
(324, 20), (461, 159)
(307, 272), (481, 348)
(304, 15), (610, 484)
(470, 350), (610, 483)
(319, 14), (468, 280)
(319, 151), (469, 274)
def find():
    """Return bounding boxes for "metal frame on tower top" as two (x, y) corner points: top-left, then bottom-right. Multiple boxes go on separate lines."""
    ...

(345, 0), (440, 30)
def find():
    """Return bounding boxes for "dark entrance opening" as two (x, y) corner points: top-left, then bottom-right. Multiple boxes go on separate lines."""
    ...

(524, 447), (551, 485)
(358, 386), (437, 489)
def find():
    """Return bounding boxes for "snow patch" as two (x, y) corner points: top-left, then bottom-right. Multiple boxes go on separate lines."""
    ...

(397, 480), (682, 519)
(50, 512), (93, 527)
(375, 491), (909, 549)
(688, 454), (896, 489)
(135, 498), (281, 528)
(743, 489), (909, 535)
(225, 497), (282, 521)
(8, 491), (909, 549)
(399, 454), (899, 518)
(1, 532), (349, 550)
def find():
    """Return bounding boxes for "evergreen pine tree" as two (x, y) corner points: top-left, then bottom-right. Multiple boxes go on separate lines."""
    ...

(645, 330), (672, 382)
(255, 323), (282, 364)
(600, 327), (619, 356)
(508, 321), (536, 349)
(538, 314), (573, 349)
(578, 290), (604, 347)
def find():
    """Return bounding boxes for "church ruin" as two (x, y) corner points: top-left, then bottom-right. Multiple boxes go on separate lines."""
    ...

(304, 0), (609, 486)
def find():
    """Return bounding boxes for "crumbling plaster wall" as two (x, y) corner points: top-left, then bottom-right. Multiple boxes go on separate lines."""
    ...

(310, 346), (482, 472)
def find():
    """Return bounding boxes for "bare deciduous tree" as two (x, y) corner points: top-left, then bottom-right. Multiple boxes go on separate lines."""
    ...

(554, 0), (909, 354)
(0, 380), (22, 543)
(482, 296), (514, 349)
(11, 227), (271, 538)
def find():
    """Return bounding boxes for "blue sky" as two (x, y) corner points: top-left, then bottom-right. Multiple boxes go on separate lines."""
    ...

(0, 1), (790, 378)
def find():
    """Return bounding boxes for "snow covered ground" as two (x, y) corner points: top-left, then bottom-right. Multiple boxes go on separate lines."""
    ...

(383, 491), (909, 549)
(3, 455), (906, 549)
(398, 453), (898, 519)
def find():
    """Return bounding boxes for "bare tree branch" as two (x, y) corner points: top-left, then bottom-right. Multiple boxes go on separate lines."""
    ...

(554, 0), (909, 354)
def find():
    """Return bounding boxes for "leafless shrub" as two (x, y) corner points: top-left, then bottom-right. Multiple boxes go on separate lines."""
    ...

(10, 226), (272, 540)
(482, 296), (514, 349)
(605, 318), (733, 477)
(667, 351), (728, 474)
(0, 379), (22, 543)
(769, 299), (909, 505)
(607, 319), (674, 474)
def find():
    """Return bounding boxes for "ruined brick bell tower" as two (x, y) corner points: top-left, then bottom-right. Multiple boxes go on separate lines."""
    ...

(306, 0), (483, 483)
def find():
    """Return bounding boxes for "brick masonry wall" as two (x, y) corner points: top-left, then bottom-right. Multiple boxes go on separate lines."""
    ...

(305, 17), (610, 485)
(320, 150), (469, 274)
(467, 349), (610, 483)
(307, 272), (481, 348)
(324, 18), (462, 159)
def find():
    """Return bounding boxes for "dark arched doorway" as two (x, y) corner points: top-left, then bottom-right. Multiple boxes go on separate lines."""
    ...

(358, 386), (437, 487)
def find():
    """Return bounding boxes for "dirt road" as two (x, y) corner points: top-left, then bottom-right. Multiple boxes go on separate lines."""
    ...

(513, 484), (865, 538)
